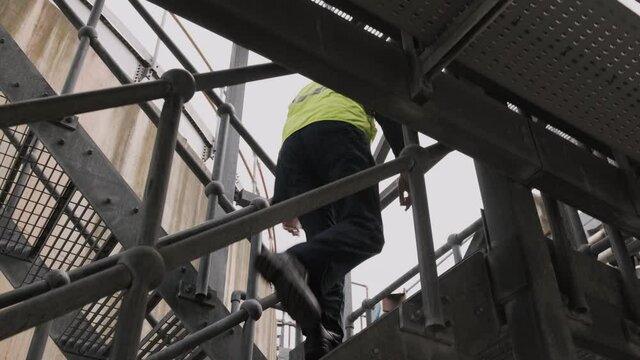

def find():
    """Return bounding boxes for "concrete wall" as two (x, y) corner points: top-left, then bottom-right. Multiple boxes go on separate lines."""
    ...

(0, 0), (275, 358)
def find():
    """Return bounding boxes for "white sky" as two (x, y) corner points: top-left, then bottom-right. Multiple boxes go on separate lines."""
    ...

(100, 1), (484, 309)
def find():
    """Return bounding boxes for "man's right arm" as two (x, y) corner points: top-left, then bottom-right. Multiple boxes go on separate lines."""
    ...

(374, 113), (405, 158)
(374, 113), (412, 210)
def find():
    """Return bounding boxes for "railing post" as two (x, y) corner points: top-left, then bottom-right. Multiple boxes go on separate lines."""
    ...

(110, 69), (194, 360)
(26, 270), (70, 360)
(540, 194), (589, 314)
(558, 203), (589, 250)
(240, 224), (267, 360)
(446, 234), (463, 264)
(59, 0), (106, 128)
(400, 128), (445, 330)
(342, 272), (353, 339)
(604, 224), (640, 321)
(196, 103), (233, 298)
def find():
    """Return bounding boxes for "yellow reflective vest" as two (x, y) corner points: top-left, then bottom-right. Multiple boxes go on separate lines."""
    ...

(282, 82), (377, 142)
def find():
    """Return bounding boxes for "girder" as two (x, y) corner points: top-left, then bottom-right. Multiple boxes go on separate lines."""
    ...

(146, 0), (640, 237)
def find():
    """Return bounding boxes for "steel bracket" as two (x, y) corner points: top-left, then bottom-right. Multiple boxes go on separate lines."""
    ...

(235, 187), (260, 207)
(57, 115), (79, 130)
(177, 279), (218, 308)
(400, 31), (432, 105)
(398, 297), (454, 345)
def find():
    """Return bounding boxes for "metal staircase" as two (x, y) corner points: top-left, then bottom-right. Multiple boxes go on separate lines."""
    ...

(1, 0), (640, 359)
(0, 7), (267, 359)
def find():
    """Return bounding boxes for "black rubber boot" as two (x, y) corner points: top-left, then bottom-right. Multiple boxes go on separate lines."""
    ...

(304, 326), (342, 360)
(254, 252), (322, 334)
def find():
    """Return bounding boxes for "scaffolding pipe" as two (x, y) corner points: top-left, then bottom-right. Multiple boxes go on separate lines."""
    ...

(146, 294), (278, 360)
(0, 264), (131, 340)
(345, 217), (482, 326)
(193, 63), (293, 91)
(604, 224), (640, 322)
(129, 0), (278, 174)
(196, 104), (233, 298)
(60, 0), (106, 96)
(0, 255), (118, 309)
(159, 204), (258, 247)
(541, 194), (588, 314)
(379, 143), (451, 209)
(558, 203), (589, 249)
(26, 270), (71, 360)
(0, 145), (441, 342)
(230, 290), (246, 313)
(158, 151), (415, 269)
(51, 0), (213, 186)
(0, 80), (172, 126)
(240, 231), (263, 360)
(110, 70), (193, 360)
(401, 129), (444, 329)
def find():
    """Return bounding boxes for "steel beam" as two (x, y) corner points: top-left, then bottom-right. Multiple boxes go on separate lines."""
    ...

(476, 162), (577, 360)
(194, 63), (293, 91)
(0, 25), (265, 360)
(146, 0), (640, 237)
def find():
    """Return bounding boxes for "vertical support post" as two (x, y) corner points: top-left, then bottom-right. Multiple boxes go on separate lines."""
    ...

(61, 0), (105, 94)
(558, 203), (589, 250)
(540, 194), (588, 314)
(278, 311), (286, 351)
(196, 102), (233, 298)
(239, 231), (263, 360)
(110, 70), (194, 360)
(26, 270), (70, 360)
(342, 272), (353, 339)
(230, 290), (245, 313)
(59, 0), (106, 128)
(400, 127), (444, 330)
(604, 224), (640, 321)
(447, 234), (463, 264)
(475, 162), (577, 360)
(208, 44), (250, 299)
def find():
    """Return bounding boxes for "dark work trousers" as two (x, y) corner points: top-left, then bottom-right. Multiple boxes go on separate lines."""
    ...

(273, 121), (385, 339)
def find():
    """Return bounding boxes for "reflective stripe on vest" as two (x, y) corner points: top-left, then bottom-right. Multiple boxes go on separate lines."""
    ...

(282, 82), (377, 142)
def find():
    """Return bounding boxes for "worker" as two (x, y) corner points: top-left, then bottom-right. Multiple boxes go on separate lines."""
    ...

(255, 81), (409, 360)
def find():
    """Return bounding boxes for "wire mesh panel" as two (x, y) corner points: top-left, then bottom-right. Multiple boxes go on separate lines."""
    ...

(21, 190), (118, 285)
(0, 95), (124, 357)
(58, 291), (124, 358)
(0, 103), (118, 283)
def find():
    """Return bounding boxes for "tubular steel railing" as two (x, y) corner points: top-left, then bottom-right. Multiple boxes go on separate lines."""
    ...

(345, 217), (483, 337)
(3, 1), (640, 360)
(0, 57), (450, 358)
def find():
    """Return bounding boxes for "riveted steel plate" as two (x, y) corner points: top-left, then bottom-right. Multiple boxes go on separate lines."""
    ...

(457, 0), (640, 160)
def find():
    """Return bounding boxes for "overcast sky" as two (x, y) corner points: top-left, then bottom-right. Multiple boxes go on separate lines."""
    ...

(100, 1), (487, 307)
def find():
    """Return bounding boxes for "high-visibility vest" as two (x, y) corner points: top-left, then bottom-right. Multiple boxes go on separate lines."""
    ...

(282, 82), (377, 142)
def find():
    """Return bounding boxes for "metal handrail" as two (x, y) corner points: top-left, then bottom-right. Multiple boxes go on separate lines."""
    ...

(0, 139), (444, 338)
(345, 217), (483, 328)
(146, 294), (279, 360)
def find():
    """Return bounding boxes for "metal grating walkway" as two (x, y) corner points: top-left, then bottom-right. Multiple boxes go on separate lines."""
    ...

(456, 0), (640, 158)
